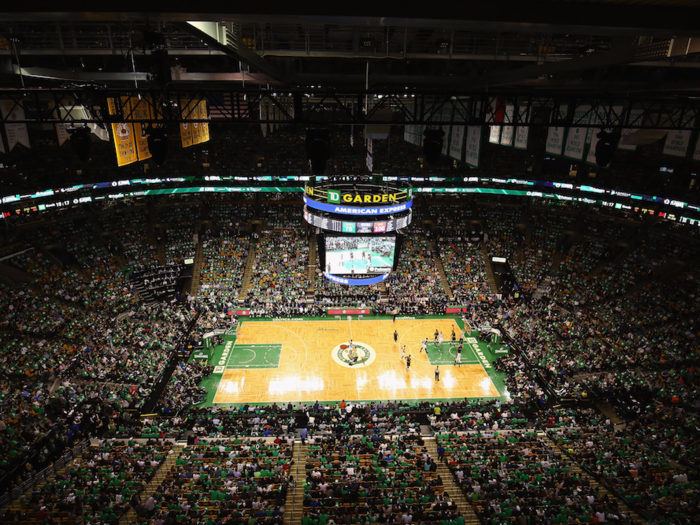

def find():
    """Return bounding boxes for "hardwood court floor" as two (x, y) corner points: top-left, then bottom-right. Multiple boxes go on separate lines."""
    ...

(213, 319), (499, 404)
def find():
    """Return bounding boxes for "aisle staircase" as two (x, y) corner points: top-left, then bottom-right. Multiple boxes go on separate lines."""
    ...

(532, 276), (554, 301)
(424, 438), (480, 525)
(119, 443), (184, 524)
(284, 441), (306, 525)
(155, 232), (167, 266)
(5, 440), (90, 517)
(432, 242), (454, 301)
(541, 434), (646, 523)
(237, 246), (257, 301)
(588, 230), (644, 278)
(480, 243), (498, 294)
(190, 240), (205, 295)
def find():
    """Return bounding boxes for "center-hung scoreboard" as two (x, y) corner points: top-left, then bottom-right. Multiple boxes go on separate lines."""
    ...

(303, 181), (413, 286)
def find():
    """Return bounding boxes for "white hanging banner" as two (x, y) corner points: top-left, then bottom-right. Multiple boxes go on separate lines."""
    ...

(563, 105), (591, 160)
(618, 108), (645, 151)
(500, 105), (515, 147)
(0, 100), (31, 151)
(55, 123), (71, 147)
(545, 104), (567, 155)
(664, 131), (692, 157)
(465, 126), (482, 168)
(514, 104), (530, 150)
(488, 125), (501, 145)
(449, 125), (465, 161)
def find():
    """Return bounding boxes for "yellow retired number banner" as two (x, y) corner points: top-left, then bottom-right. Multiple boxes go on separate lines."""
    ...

(180, 99), (210, 148)
(180, 98), (194, 148)
(199, 100), (210, 144)
(130, 97), (152, 162)
(107, 97), (138, 167)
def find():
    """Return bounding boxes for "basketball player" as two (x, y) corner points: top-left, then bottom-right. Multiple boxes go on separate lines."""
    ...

(451, 328), (456, 343)
(455, 344), (462, 367)
(434, 329), (439, 346)
(406, 354), (412, 371)
(438, 331), (444, 346)
(394, 330), (399, 345)
(401, 345), (406, 361)
(421, 338), (427, 354)
(435, 366), (440, 381)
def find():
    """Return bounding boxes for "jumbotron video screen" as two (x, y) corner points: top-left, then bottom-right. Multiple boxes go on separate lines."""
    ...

(324, 236), (396, 275)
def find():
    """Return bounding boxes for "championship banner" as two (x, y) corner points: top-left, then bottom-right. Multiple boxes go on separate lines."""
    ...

(500, 104), (515, 147)
(107, 98), (138, 167)
(198, 100), (210, 144)
(663, 109), (694, 158)
(191, 102), (203, 146)
(545, 126), (565, 155)
(664, 130), (692, 157)
(513, 104), (530, 151)
(449, 125), (465, 161)
(179, 99), (194, 149)
(488, 125), (501, 145)
(545, 105), (568, 156)
(465, 126), (481, 168)
(563, 105), (591, 160)
(55, 121), (70, 147)
(130, 97), (152, 161)
(0, 99), (31, 151)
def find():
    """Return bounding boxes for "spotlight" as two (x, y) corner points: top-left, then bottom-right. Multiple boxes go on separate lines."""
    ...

(306, 129), (331, 175)
(146, 126), (169, 165)
(423, 128), (445, 164)
(595, 130), (620, 167)
(68, 126), (92, 161)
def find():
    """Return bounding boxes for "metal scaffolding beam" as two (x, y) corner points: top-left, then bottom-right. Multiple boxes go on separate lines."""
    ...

(2, 87), (700, 129)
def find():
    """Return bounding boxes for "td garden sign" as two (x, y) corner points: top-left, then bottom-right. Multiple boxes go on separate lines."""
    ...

(305, 186), (411, 205)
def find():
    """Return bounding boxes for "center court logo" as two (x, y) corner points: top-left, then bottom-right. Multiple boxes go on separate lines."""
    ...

(331, 341), (376, 368)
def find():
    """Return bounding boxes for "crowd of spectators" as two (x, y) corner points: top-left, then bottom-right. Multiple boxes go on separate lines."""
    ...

(150, 437), (292, 524)
(2, 189), (700, 525)
(245, 230), (314, 318)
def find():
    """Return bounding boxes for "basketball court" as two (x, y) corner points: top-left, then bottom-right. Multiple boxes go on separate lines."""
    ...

(208, 318), (502, 404)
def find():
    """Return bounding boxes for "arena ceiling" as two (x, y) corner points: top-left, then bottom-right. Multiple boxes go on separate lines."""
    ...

(2, 1), (700, 95)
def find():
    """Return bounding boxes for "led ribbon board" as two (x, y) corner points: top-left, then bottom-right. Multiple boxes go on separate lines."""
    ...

(323, 271), (391, 286)
(304, 195), (413, 216)
(304, 207), (411, 233)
